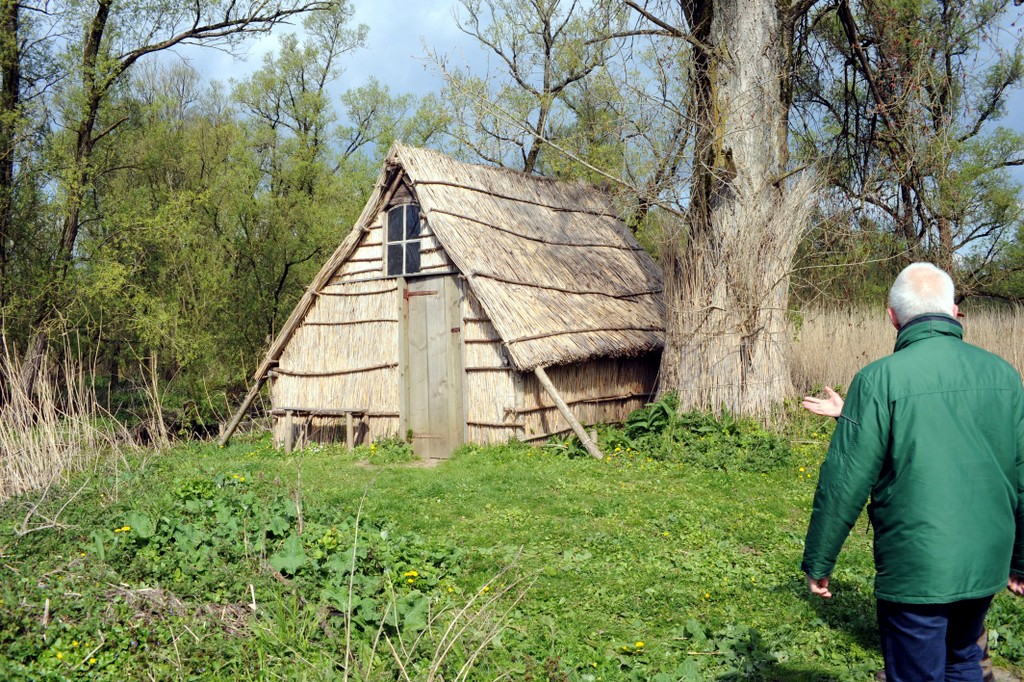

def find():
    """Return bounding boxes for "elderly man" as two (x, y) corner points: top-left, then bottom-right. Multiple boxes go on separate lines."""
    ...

(801, 262), (1024, 682)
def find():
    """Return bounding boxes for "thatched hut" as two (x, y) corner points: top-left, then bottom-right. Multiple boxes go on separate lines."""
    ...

(222, 144), (665, 459)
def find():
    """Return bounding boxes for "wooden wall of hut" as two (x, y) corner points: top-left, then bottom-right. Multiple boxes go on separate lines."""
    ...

(461, 287), (520, 443)
(518, 354), (659, 442)
(271, 217), (397, 446)
(270, 206), (460, 447)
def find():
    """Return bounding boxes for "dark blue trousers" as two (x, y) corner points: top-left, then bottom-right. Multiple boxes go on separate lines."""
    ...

(877, 596), (993, 682)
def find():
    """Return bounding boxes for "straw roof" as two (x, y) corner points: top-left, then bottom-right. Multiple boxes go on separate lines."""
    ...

(255, 143), (664, 379)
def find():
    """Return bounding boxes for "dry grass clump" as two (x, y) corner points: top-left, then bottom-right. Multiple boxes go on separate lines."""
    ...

(791, 306), (1024, 394)
(0, 335), (137, 505)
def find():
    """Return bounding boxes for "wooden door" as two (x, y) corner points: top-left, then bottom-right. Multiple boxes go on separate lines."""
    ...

(401, 275), (464, 459)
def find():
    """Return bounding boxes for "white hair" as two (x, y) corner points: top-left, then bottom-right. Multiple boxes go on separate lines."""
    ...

(887, 262), (956, 325)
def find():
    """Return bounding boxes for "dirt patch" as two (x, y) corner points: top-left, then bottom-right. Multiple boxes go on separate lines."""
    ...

(105, 585), (254, 637)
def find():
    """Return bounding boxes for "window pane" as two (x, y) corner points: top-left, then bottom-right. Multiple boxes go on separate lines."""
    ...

(405, 241), (421, 274)
(405, 205), (421, 239)
(387, 207), (404, 243)
(387, 244), (404, 276)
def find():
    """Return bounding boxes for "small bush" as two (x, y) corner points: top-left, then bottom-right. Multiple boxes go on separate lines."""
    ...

(580, 394), (794, 472)
(348, 435), (418, 464)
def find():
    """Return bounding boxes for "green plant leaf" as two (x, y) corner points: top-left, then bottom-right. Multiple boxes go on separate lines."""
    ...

(397, 590), (429, 632)
(269, 534), (307, 575)
(267, 515), (289, 536)
(124, 511), (154, 539)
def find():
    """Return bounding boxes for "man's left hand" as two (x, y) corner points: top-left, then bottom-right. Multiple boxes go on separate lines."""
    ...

(806, 574), (832, 598)
(1009, 574), (1024, 596)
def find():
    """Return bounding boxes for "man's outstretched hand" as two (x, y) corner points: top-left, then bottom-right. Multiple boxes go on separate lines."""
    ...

(802, 386), (844, 419)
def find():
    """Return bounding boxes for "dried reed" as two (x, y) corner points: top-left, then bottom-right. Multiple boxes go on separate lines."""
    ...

(790, 306), (1024, 394)
(0, 333), (137, 506)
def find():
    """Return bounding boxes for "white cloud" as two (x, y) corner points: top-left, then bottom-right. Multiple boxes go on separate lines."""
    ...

(175, 2), (479, 96)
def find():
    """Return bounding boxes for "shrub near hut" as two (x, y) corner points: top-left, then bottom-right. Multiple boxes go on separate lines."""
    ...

(596, 394), (794, 472)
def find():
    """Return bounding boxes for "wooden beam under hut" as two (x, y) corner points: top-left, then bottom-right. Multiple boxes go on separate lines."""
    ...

(272, 407), (369, 453)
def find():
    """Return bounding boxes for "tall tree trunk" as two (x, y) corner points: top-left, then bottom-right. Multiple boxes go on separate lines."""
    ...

(659, 0), (812, 414)
(18, 0), (109, 398)
(0, 0), (19, 306)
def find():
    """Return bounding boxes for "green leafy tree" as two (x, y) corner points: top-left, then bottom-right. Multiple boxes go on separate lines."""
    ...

(15, 0), (334, 398)
(439, 0), (625, 173)
(792, 0), (1024, 300)
(338, 78), (450, 161)
(231, 2), (369, 343)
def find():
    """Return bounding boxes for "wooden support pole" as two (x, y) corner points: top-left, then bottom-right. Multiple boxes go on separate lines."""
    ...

(346, 412), (354, 450)
(218, 376), (267, 447)
(533, 366), (603, 460)
(284, 410), (294, 454)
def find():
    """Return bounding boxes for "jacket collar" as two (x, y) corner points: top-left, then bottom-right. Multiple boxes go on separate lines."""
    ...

(894, 314), (963, 352)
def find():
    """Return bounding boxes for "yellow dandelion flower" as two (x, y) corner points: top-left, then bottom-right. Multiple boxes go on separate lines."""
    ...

(89, 658), (97, 665)
(635, 641), (644, 648)
(56, 652), (63, 660)
(407, 578), (414, 584)
(799, 467), (805, 472)
(72, 641), (78, 647)
(704, 592), (710, 598)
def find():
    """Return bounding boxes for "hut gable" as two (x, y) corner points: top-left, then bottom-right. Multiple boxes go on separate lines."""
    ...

(330, 177), (456, 284)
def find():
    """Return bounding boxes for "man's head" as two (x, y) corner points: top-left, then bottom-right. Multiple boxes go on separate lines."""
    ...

(886, 262), (958, 329)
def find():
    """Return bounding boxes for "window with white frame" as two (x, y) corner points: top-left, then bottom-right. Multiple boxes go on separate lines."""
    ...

(385, 204), (422, 277)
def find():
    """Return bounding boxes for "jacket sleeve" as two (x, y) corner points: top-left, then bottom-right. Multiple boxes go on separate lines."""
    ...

(801, 372), (889, 579)
(1013, 383), (1024, 577)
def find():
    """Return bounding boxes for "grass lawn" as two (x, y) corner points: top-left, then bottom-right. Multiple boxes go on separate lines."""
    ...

(2, 413), (1023, 681)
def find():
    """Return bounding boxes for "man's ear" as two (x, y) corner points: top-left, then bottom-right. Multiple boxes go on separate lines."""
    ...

(887, 307), (901, 330)
(952, 303), (960, 319)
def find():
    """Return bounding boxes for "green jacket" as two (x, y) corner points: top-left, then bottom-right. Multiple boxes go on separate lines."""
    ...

(801, 314), (1024, 604)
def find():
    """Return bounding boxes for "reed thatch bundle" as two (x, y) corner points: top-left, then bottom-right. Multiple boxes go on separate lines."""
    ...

(401, 146), (665, 370)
